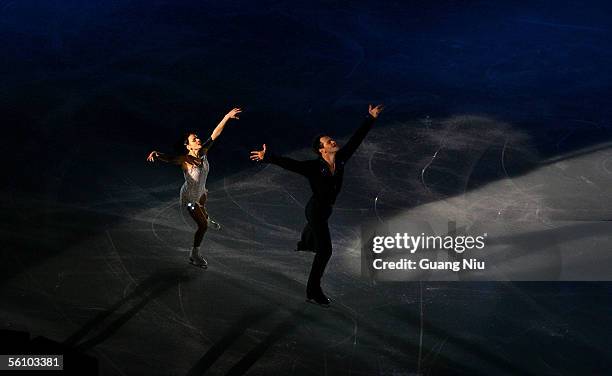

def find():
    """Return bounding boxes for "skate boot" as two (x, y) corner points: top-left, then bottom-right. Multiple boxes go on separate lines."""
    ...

(207, 218), (221, 230)
(189, 247), (208, 269)
(306, 289), (330, 307)
(295, 240), (315, 253)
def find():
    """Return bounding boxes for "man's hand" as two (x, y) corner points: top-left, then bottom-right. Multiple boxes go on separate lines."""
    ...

(147, 151), (159, 162)
(250, 144), (267, 161)
(368, 104), (384, 119)
(225, 107), (242, 120)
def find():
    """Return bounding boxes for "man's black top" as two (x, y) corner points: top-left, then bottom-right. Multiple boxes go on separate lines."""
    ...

(263, 114), (375, 206)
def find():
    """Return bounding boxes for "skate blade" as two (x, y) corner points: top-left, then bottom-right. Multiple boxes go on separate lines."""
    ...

(189, 260), (208, 269)
(306, 298), (330, 308)
(208, 220), (222, 230)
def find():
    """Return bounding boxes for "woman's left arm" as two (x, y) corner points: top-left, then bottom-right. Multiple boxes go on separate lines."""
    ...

(210, 107), (241, 141)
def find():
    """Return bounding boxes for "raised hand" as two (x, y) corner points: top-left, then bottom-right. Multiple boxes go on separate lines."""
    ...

(249, 144), (267, 161)
(211, 107), (242, 141)
(147, 151), (159, 162)
(368, 104), (384, 119)
(226, 107), (242, 120)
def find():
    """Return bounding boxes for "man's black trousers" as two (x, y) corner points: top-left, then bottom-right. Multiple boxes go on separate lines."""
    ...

(299, 198), (333, 295)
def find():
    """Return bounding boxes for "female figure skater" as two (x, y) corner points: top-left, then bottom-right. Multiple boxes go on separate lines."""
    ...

(147, 107), (241, 268)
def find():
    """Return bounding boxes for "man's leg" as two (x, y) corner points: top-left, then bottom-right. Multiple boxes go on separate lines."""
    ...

(297, 223), (315, 252)
(297, 199), (316, 252)
(306, 218), (332, 304)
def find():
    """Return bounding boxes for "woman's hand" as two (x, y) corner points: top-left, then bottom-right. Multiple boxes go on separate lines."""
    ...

(250, 144), (267, 161)
(225, 107), (242, 120)
(147, 151), (159, 162)
(211, 107), (242, 140)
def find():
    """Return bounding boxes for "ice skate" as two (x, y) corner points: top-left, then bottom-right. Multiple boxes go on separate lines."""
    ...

(295, 240), (315, 253)
(208, 218), (221, 230)
(306, 290), (331, 307)
(189, 247), (208, 269)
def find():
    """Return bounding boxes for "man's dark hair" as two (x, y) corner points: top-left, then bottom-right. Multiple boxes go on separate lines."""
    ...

(312, 133), (327, 156)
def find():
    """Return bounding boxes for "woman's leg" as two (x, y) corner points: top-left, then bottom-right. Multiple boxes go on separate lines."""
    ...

(187, 202), (208, 248)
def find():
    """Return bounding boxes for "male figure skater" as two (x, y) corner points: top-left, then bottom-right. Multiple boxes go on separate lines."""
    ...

(250, 104), (383, 306)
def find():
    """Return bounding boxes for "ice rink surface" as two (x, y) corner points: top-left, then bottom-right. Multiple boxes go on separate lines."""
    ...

(3, 117), (612, 375)
(1, 1), (612, 375)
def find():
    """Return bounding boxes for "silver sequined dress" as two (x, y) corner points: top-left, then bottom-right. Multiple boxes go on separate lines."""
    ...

(180, 137), (213, 206)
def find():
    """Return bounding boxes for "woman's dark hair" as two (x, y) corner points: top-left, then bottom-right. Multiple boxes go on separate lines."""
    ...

(173, 131), (197, 154)
(312, 133), (326, 156)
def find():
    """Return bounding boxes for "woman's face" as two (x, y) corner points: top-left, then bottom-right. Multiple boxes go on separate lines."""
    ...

(186, 133), (202, 152)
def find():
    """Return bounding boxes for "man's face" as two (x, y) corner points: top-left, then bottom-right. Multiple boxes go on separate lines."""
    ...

(319, 136), (339, 155)
(186, 133), (202, 152)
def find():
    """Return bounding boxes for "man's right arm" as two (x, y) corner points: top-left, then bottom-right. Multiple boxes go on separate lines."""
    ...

(263, 154), (311, 176)
(250, 144), (311, 176)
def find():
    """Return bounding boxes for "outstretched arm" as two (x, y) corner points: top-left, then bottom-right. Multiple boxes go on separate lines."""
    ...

(337, 104), (383, 161)
(210, 107), (241, 141)
(147, 151), (201, 166)
(148, 151), (182, 164)
(250, 144), (311, 176)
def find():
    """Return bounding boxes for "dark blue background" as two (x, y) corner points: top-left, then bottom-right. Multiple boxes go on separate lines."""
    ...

(1, 3), (611, 374)
(2, 0), (612, 198)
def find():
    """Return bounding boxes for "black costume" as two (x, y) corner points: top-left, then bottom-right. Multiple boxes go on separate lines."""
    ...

(263, 114), (376, 300)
